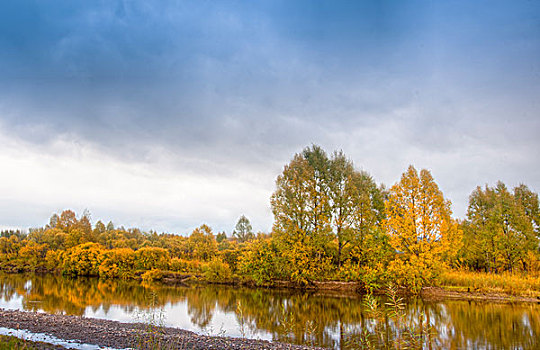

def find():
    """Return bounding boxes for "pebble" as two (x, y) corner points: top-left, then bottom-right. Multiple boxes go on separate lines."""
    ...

(0, 308), (326, 349)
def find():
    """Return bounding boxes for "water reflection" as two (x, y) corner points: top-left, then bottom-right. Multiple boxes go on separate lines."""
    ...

(0, 273), (539, 349)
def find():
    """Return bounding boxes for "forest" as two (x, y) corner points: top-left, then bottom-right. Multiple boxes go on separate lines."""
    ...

(1, 145), (539, 294)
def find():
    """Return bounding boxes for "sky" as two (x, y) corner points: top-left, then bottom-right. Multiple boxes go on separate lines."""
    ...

(0, 0), (539, 235)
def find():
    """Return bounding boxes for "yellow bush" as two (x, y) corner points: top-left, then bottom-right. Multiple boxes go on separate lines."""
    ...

(141, 268), (163, 282)
(202, 258), (232, 282)
(134, 247), (170, 271)
(61, 243), (104, 276)
(387, 254), (441, 294)
(169, 257), (202, 273)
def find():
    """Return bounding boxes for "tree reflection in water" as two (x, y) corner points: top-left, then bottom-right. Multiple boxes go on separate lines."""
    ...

(0, 273), (539, 349)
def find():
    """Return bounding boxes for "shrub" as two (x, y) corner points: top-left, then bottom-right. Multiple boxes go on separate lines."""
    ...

(169, 257), (203, 273)
(61, 243), (104, 276)
(134, 247), (170, 271)
(239, 239), (283, 285)
(202, 258), (232, 282)
(141, 268), (163, 282)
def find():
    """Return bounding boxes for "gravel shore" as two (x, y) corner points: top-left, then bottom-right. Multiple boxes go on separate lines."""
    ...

(0, 308), (325, 349)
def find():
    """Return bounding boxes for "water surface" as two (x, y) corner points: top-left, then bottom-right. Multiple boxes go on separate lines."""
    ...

(0, 273), (538, 349)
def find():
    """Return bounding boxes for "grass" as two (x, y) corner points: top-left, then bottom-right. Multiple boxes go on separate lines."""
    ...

(131, 292), (189, 350)
(440, 270), (540, 297)
(0, 334), (62, 350)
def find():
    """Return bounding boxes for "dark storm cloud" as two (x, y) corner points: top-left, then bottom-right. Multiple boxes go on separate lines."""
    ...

(0, 1), (434, 161)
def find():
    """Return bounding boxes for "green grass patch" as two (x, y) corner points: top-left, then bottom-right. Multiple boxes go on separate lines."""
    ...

(0, 334), (62, 349)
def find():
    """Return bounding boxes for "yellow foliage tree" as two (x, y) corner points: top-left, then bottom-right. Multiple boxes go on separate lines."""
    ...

(187, 225), (218, 261)
(134, 247), (170, 271)
(99, 248), (136, 279)
(386, 166), (462, 291)
(62, 242), (105, 276)
(18, 241), (49, 269)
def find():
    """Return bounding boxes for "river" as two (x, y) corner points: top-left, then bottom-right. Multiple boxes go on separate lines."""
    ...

(0, 273), (538, 349)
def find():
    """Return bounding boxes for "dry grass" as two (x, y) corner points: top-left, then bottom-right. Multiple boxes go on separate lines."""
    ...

(440, 270), (540, 297)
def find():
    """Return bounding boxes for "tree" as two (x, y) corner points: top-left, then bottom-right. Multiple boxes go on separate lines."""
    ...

(271, 145), (388, 282)
(463, 182), (538, 272)
(347, 171), (387, 267)
(386, 166), (462, 291)
(48, 214), (59, 229)
(188, 225), (218, 261)
(271, 146), (332, 246)
(239, 238), (283, 285)
(327, 150), (356, 267)
(514, 184), (540, 235)
(94, 221), (106, 234)
(57, 210), (78, 232)
(62, 242), (104, 276)
(216, 231), (227, 243)
(327, 151), (386, 266)
(77, 210), (93, 239)
(270, 146), (333, 283)
(233, 215), (255, 243)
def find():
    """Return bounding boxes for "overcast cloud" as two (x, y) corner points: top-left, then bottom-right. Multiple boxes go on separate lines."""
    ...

(0, 0), (539, 234)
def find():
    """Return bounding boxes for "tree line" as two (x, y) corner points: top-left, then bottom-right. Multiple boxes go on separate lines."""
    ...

(0, 145), (538, 292)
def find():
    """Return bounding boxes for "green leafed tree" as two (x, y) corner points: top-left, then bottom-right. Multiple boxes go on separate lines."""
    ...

(271, 147), (332, 246)
(216, 231), (227, 243)
(233, 215), (255, 243)
(463, 182), (538, 272)
(327, 150), (387, 266)
(271, 145), (333, 284)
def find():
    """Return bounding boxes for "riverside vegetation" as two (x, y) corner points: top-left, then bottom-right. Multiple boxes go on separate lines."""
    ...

(0, 335), (63, 350)
(0, 145), (539, 296)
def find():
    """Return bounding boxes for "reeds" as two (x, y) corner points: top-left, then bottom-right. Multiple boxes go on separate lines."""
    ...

(440, 269), (540, 296)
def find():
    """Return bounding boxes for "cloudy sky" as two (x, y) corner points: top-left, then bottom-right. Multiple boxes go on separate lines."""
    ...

(0, 0), (539, 234)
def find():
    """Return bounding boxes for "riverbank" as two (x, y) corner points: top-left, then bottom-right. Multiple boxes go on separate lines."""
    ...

(238, 279), (540, 303)
(4, 268), (540, 305)
(0, 308), (323, 350)
(0, 334), (64, 350)
(420, 286), (540, 303)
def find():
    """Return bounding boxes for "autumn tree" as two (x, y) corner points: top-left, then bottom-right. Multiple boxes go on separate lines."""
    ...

(327, 150), (356, 267)
(386, 166), (462, 291)
(77, 210), (93, 237)
(271, 146), (333, 284)
(134, 247), (170, 270)
(62, 242), (104, 276)
(271, 146), (333, 242)
(463, 182), (538, 272)
(271, 145), (389, 282)
(327, 151), (386, 266)
(18, 242), (49, 269)
(94, 221), (106, 235)
(57, 210), (78, 232)
(233, 215), (255, 243)
(187, 225), (218, 261)
(239, 238), (284, 285)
